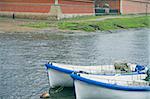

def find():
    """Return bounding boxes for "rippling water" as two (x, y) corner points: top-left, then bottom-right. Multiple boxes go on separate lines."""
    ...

(0, 29), (149, 99)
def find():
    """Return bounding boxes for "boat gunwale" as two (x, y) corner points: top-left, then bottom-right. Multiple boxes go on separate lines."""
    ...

(71, 74), (150, 91)
(45, 63), (74, 74)
(45, 63), (145, 75)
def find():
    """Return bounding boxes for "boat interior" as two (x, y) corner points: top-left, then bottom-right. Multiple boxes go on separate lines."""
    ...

(79, 73), (150, 87)
(52, 63), (138, 74)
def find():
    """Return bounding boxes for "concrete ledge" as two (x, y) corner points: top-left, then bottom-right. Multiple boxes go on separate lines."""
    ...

(0, 11), (97, 20)
(0, 11), (57, 20)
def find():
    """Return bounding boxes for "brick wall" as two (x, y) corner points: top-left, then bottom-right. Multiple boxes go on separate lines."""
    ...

(0, 0), (54, 3)
(0, 0), (54, 13)
(0, 0), (94, 14)
(122, 0), (150, 14)
(0, 4), (51, 13)
(0, 0), (149, 15)
(59, 0), (94, 14)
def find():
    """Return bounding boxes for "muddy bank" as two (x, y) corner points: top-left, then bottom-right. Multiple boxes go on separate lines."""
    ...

(0, 17), (41, 32)
(0, 17), (77, 34)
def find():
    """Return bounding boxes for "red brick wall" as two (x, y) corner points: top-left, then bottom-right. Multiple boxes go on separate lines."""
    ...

(59, 0), (94, 14)
(0, 0), (54, 3)
(0, 4), (51, 13)
(0, 0), (54, 13)
(122, 0), (150, 14)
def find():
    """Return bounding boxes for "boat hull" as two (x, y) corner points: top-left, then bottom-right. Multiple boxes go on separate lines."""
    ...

(47, 68), (73, 88)
(74, 77), (150, 99)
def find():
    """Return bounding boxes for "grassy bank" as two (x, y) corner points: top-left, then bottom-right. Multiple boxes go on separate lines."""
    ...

(58, 16), (150, 32)
(22, 15), (150, 32)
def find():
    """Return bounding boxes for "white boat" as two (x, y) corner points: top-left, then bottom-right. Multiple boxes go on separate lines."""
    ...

(71, 73), (150, 99)
(45, 62), (146, 88)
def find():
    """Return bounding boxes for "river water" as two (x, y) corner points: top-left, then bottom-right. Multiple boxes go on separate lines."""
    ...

(0, 29), (149, 99)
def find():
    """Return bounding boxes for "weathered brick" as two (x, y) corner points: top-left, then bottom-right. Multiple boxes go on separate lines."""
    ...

(0, 0), (149, 15)
(0, 0), (54, 3)
(122, 0), (150, 14)
(0, 4), (51, 13)
(59, 0), (94, 14)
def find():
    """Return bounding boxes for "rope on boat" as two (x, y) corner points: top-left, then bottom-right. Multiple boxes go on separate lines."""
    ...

(49, 86), (64, 94)
(145, 67), (150, 84)
(54, 86), (64, 93)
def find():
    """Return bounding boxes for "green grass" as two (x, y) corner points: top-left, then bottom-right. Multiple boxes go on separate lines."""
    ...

(60, 15), (104, 21)
(58, 16), (150, 32)
(21, 15), (150, 32)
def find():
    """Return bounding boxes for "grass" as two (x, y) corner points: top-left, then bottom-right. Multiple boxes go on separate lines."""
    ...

(60, 15), (104, 21)
(58, 16), (150, 32)
(22, 15), (150, 32)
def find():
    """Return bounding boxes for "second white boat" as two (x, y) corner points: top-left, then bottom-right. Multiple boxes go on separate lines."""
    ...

(71, 73), (150, 99)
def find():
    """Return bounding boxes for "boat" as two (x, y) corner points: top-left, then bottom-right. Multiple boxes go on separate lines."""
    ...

(71, 73), (150, 99)
(45, 62), (146, 88)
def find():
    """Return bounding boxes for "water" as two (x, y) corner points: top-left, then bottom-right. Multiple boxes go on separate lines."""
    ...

(0, 29), (149, 99)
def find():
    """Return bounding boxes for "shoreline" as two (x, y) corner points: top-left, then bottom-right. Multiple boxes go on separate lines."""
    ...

(0, 25), (149, 35)
(0, 15), (149, 33)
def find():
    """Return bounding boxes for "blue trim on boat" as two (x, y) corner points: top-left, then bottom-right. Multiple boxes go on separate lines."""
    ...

(71, 74), (150, 91)
(45, 63), (74, 74)
(45, 63), (145, 75)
